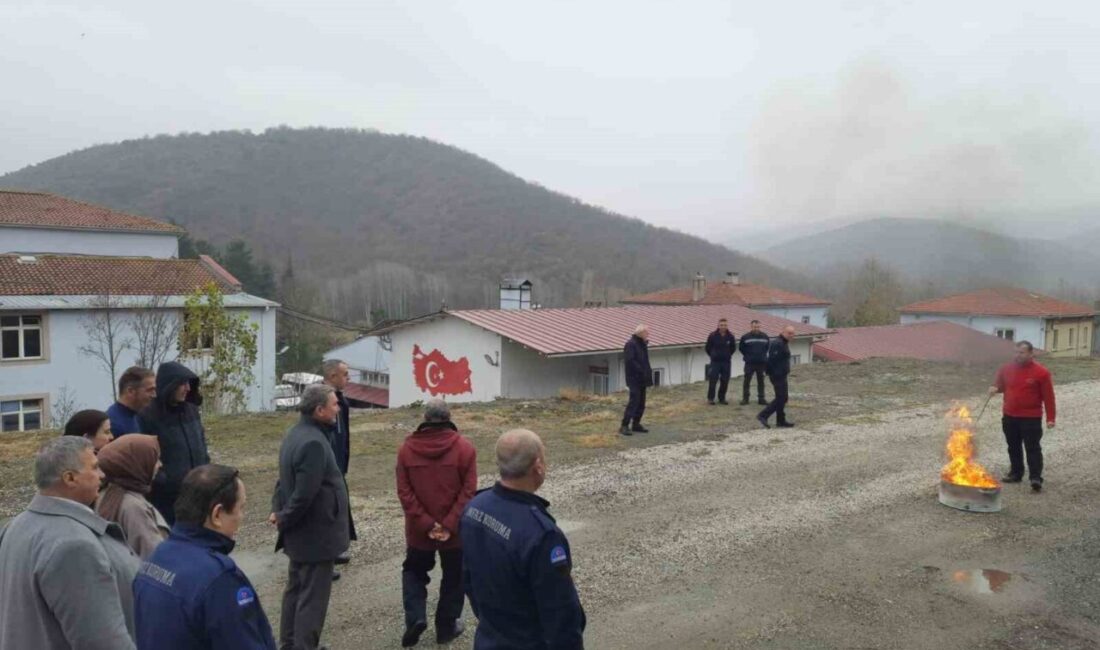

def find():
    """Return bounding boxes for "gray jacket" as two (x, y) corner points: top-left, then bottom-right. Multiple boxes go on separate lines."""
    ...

(273, 414), (350, 563)
(0, 494), (139, 650)
(100, 490), (170, 560)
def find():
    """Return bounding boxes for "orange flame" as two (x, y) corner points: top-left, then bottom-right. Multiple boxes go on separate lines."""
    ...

(940, 404), (999, 488)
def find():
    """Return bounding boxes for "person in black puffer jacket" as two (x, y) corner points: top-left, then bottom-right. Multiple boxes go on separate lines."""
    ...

(140, 361), (210, 524)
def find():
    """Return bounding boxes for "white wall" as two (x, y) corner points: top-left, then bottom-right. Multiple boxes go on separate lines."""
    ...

(758, 306), (829, 329)
(0, 305), (276, 426)
(323, 336), (391, 381)
(389, 317), (502, 407)
(500, 342), (597, 398)
(900, 314), (1042, 349)
(1, 227), (179, 258)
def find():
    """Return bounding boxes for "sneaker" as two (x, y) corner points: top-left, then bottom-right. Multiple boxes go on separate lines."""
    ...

(776, 422), (795, 428)
(1030, 479), (1043, 493)
(631, 424), (649, 433)
(402, 621), (427, 647)
(332, 571), (341, 582)
(1001, 474), (1023, 484)
(436, 619), (466, 644)
(619, 425), (633, 436)
(756, 415), (771, 429)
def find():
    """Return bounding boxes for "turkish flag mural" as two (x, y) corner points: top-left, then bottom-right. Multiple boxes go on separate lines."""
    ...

(413, 345), (473, 397)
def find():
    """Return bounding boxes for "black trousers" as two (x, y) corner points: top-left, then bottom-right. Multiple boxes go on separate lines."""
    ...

(758, 375), (789, 424)
(743, 363), (767, 402)
(280, 560), (335, 650)
(622, 385), (647, 426)
(707, 362), (731, 402)
(402, 547), (464, 630)
(1003, 416), (1043, 481)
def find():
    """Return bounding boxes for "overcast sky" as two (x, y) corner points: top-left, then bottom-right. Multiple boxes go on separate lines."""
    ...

(2, 1), (1099, 238)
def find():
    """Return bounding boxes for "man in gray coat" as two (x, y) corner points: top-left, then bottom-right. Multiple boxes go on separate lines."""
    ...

(0, 436), (139, 650)
(270, 384), (351, 650)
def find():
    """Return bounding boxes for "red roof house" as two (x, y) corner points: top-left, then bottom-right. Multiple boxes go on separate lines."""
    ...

(813, 321), (1017, 364)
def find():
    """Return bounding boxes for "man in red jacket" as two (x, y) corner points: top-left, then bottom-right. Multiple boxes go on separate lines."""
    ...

(396, 398), (477, 647)
(988, 341), (1056, 492)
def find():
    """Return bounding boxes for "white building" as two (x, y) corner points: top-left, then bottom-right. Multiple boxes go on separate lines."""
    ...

(899, 287), (1096, 358)
(372, 304), (827, 408)
(621, 272), (831, 328)
(0, 191), (278, 432)
(322, 335), (391, 408)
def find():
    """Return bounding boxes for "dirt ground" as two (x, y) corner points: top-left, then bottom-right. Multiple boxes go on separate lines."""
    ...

(3, 357), (1100, 648)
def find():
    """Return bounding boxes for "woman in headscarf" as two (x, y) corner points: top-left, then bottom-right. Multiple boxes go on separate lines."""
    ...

(96, 434), (170, 558)
(63, 409), (114, 453)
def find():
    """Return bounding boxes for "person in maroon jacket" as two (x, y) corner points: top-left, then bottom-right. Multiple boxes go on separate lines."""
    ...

(396, 398), (478, 647)
(988, 340), (1056, 492)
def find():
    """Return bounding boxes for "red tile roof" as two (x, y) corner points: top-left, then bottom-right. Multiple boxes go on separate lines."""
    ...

(622, 281), (830, 307)
(0, 254), (241, 296)
(0, 190), (183, 234)
(813, 321), (1019, 363)
(435, 305), (829, 357)
(899, 287), (1095, 318)
(343, 382), (389, 407)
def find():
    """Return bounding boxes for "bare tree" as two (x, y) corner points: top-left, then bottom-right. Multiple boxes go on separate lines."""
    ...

(50, 384), (80, 429)
(78, 294), (135, 401)
(131, 296), (181, 369)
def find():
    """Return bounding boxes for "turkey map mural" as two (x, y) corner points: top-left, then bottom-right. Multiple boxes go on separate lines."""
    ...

(413, 345), (473, 396)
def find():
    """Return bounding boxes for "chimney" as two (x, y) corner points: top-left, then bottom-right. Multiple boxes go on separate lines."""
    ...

(724, 271), (741, 286)
(692, 272), (706, 302)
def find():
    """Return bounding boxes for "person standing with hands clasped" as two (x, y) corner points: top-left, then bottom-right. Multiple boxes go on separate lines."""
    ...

(704, 318), (736, 405)
(988, 341), (1055, 492)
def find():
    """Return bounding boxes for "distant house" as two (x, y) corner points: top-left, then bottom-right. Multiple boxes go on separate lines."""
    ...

(0, 190), (278, 432)
(814, 321), (1017, 364)
(621, 272), (831, 328)
(899, 287), (1095, 357)
(371, 304), (828, 408)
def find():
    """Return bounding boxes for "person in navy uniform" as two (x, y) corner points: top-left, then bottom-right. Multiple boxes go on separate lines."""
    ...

(620, 324), (653, 436)
(757, 325), (796, 429)
(133, 463), (276, 650)
(704, 318), (736, 405)
(461, 429), (585, 649)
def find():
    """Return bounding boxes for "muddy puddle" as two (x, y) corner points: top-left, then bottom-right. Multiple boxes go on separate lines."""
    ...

(950, 569), (1016, 594)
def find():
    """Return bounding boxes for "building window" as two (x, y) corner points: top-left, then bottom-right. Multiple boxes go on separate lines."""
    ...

(590, 373), (609, 395)
(1, 315), (44, 361)
(790, 355), (802, 366)
(652, 369), (664, 387)
(1052, 330), (1059, 350)
(995, 328), (1015, 341)
(1069, 327), (1076, 348)
(181, 327), (214, 352)
(1, 398), (44, 432)
(801, 316), (811, 324)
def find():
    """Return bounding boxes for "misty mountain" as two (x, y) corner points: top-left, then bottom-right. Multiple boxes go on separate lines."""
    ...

(0, 127), (811, 322)
(760, 217), (1100, 296)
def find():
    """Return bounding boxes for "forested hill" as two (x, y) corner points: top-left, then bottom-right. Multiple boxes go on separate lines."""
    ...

(0, 127), (811, 322)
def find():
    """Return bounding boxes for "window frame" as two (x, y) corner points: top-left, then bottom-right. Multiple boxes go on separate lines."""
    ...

(0, 394), (49, 432)
(0, 312), (49, 364)
(994, 328), (1015, 342)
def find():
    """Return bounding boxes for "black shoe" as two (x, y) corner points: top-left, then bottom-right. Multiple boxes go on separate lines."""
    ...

(756, 415), (771, 429)
(718, 400), (729, 405)
(402, 621), (428, 647)
(776, 422), (795, 428)
(619, 425), (633, 436)
(436, 619), (466, 644)
(1030, 479), (1043, 492)
(631, 424), (649, 433)
(708, 400), (716, 405)
(740, 399), (750, 405)
(332, 571), (341, 582)
(1002, 474), (1023, 484)
(335, 552), (351, 566)
(758, 399), (768, 406)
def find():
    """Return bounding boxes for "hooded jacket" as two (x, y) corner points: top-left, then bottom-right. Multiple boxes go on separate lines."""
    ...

(140, 362), (209, 525)
(396, 421), (478, 551)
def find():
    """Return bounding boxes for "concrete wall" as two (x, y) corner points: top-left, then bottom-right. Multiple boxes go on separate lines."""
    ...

(0, 306), (276, 427)
(757, 306), (829, 329)
(389, 317), (502, 407)
(901, 314), (1043, 349)
(1, 227), (179, 258)
(500, 342), (595, 398)
(1044, 317), (1094, 358)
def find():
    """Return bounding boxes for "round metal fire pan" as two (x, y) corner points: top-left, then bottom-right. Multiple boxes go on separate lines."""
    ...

(938, 480), (1002, 513)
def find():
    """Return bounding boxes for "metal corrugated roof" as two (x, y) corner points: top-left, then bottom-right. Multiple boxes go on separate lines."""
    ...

(813, 321), (1017, 363)
(899, 287), (1095, 318)
(443, 305), (828, 357)
(0, 293), (278, 310)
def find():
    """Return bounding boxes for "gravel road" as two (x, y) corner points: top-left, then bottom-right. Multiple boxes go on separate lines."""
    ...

(245, 380), (1100, 649)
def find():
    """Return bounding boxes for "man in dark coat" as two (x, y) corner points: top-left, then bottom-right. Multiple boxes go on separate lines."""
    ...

(620, 324), (653, 436)
(738, 320), (770, 405)
(395, 399), (477, 647)
(140, 361), (209, 525)
(321, 359), (357, 568)
(704, 318), (736, 405)
(757, 326), (795, 429)
(270, 384), (350, 650)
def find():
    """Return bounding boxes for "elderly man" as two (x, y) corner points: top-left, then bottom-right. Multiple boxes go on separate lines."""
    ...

(757, 325), (796, 429)
(270, 384), (350, 650)
(134, 464), (276, 650)
(141, 361), (209, 524)
(461, 429), (586, 649)
(107, 366), (156, 436)
(396, 398), (477, 647)
(620, 324), (653, 436)
(0, 437), (139, 650)
(321, 358), (356, 567)
(988, 340), (1056, 492)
